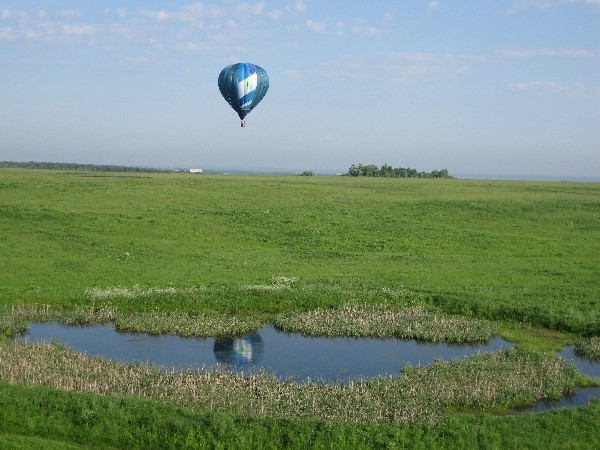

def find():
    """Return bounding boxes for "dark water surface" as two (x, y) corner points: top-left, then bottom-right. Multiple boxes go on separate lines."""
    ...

(14, 323), (600, 413)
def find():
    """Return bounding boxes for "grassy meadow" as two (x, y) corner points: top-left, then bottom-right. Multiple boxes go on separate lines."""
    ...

(1, 168), (599, 331)
(1, 167), (599, 448)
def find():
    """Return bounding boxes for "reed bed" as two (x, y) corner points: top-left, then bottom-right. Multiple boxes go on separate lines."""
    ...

(273, 303), (497, 343)
(114, 312), (263, 337)
(0, 304), (262, 338)
(0, 341), (577, 424)
(575, 336), (600, 360)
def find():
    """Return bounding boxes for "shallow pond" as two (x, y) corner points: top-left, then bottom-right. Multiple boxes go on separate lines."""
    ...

(17, 322), (512, 382)
(14, 323), (600, 413)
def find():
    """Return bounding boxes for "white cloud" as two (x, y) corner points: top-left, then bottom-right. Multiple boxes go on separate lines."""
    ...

(268, 9), (283, 20)
(371, 51), (486, 82)
(140, 3), (223, 24)
(286, 69), (301, 78)
(507, 80), (599, 97)
(0, 26), (15, 40)
(334, 21), (346, 36)
(57, 9), (84, 19)
(234, 3), (266, 15)
(498, 48), (600, 58)
(508, 0), (600, 13)
(508, 81), (563, 91)
(306, 19), (325, 32)
(185, 40), (214, 53)
(352, 25), (381, 36)
(294, 1), (307, 13)
(427, 1), (440, 12)
(61, 24), (96, 36)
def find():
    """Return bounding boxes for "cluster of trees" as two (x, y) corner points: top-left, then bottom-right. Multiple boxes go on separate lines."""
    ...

(347, 164), (451, 179)
(0, 161), (168, 173)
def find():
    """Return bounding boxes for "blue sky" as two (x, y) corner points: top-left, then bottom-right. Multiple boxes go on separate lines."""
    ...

(1, 1), (599, 177)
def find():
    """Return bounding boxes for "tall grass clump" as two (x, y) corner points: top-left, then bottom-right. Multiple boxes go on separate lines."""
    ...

(575, 336), (600, 360)
(0, 341), (578, 424)
(0, 304), (262, 338)
(0, 304), (60, 337)
(114, 311), (263, 337)
(273, 303), (497, 343)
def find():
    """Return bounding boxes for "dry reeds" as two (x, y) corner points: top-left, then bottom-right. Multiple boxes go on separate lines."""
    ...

(0, 341), (577, 424)
(273, 303), (497, 342)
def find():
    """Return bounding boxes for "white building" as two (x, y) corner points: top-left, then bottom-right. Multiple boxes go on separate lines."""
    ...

(189, 168), (203, 174)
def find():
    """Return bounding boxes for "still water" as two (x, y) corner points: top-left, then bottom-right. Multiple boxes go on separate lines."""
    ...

(17, 323), (512, 382)
(14, 323), (600, 413)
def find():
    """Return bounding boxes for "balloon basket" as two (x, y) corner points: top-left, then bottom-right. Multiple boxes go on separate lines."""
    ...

(241, 120), (246, 128)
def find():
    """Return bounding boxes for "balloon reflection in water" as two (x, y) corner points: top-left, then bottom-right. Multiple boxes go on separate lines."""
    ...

(214, 333), (264, 369)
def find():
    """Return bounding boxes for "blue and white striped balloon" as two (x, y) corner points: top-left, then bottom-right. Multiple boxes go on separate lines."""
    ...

(218, 63), (269, 126)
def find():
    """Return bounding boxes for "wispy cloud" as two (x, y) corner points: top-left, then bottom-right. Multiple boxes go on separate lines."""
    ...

(507, 0), (600, 13)
(294, 1), (307, 13)
(139, 3), (224, 25)
(352, 25), (381, 36)
(57, 9), (84, 19)
(0, 26), (16, 41)
(508, 81), (563, 91)
(306, 19), (325, 32)
(498, 48), (600, 58)
(372, 51), (486, 82)
(308, 51), (485, 83)
(427, 1), (441, 12)
(507, 81), (599, 96)
(267, 9), (283, 20)
(234, 3), (266, 15)
(266, 0), (307, 21)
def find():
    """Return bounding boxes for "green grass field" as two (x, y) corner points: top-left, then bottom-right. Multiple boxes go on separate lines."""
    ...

(1, 168), (599, 448)
(1, 168), (598, 330)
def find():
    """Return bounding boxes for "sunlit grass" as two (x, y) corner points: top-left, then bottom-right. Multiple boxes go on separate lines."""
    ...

(1, 169), (599, 334)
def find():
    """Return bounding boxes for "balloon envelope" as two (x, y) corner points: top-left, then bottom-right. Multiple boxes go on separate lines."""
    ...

(218, 63), (269, 123)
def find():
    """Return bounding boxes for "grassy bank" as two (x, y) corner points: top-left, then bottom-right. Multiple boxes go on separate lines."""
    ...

(1, 168), (599, 333)
(1, 382), (599, 449)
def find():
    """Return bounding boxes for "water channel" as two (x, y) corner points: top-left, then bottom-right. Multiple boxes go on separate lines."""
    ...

(14, 322), (600, 413)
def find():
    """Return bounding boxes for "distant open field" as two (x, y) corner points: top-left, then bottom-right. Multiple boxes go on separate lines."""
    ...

(1, 168), (599, 448)
(1, 168), (598, 332)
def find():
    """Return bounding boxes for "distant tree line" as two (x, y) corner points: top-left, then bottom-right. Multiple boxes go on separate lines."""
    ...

(347, 164), (451, 179)
(0, 161), (169, 173)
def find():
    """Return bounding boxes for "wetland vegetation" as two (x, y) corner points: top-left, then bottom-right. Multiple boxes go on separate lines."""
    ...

(0, 341), (580, 424)
(575, 336), (600, 360)
(0, 168), (599, 448)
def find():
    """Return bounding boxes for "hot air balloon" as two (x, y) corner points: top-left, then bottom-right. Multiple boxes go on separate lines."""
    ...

(218, 63), (269, 127)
